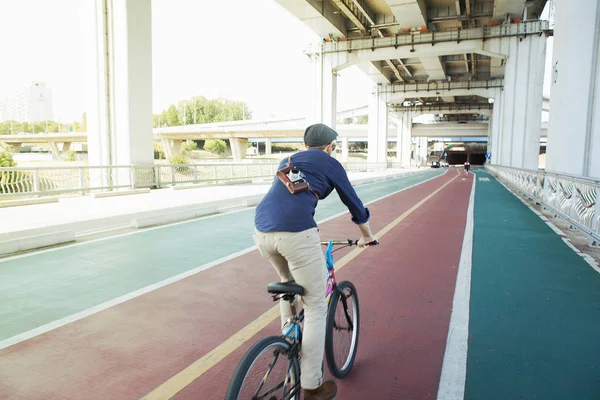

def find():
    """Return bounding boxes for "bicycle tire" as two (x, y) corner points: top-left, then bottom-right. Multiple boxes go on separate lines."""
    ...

(325, 280), (360, 378)
(226, 336), (301, 400)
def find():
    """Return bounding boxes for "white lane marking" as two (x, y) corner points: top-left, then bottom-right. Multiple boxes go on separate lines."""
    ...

(437, 173), (476, 400)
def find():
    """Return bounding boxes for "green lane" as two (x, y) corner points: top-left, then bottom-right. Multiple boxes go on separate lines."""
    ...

(465, 170), (600, 399)
(0, 170), (442, 341)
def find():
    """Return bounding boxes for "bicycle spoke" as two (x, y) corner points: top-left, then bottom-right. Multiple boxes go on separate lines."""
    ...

(258, 381), (285, 399)
(253, 351), (281, 397)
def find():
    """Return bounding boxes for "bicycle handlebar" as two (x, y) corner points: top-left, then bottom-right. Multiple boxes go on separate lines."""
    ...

(320, 239), (379, 247)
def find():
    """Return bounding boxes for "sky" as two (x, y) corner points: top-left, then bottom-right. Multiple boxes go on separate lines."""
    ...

(0, 0), (374, 122)
(0, 0), (551, 122)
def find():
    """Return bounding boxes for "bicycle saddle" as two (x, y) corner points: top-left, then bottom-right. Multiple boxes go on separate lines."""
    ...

(267, 282), (305, 296)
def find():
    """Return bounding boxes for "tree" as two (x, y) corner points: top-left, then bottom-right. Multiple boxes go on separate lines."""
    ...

(356, 115), (368, 124)
(153, 142), (165, 159)
(34, 121), (47, 133)
(0, 143), (16, 167)
(0, 121), (22, 135)
(153, 96), (252, 127)
(204, 139), (227, 155)
(180, 140), (198, 155)
(166, 105), (180, 126)
(46, 121), (59, 133)
(63, 150), (77, 162)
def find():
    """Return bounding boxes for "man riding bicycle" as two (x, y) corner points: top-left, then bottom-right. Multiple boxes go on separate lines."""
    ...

(253, 123), (376, 400)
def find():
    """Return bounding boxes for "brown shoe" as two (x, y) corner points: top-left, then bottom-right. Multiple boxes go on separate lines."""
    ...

(303, 380), (337, 400)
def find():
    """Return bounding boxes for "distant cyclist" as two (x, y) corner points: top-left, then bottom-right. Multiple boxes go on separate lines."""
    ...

(464, 160), (471, 173)
(253, 123), (375, 400)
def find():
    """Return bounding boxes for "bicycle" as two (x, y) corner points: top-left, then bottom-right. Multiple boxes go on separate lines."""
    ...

(225, 238), (379, 400)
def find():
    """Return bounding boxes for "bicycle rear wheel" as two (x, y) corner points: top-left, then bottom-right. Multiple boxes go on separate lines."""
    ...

(225, 336), (301, 400)
(325, 280), (360, 378)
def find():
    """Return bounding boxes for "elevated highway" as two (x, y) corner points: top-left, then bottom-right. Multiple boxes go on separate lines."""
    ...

(2, 118), (549, 160)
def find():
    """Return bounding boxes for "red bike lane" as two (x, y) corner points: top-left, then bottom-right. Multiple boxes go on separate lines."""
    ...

(173, 169), (473, 400)
(0, 170), (471, 400)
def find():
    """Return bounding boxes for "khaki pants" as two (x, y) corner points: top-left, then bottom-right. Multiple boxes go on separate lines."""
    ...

(253, 228), (327, 390)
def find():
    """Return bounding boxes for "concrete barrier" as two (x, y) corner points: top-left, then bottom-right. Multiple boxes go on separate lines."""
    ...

(1, 169), (427, 251)
(242, 194), (265, 207)
(92, 188), (151, 198)
(0, 230), (75, 256)
(171, 180), (253, 190)
(349, 170), (414, 186)
(131, 206), (220, 229)
(0, 197), (59, 208)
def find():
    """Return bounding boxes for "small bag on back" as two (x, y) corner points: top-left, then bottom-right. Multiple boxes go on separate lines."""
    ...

(276, 156), (318, 199)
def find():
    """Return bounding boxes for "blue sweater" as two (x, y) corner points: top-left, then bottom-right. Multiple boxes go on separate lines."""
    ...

(255, 149), (370, 232)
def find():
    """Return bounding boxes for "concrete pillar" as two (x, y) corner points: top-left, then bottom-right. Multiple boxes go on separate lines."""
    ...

(11, 143), (22, 153)
(486, 112), (493, 163)
(230, 138), (248, 161)
(496, 34), (546, 170)
(265, 138), (272, 156)
(367, 88), (388, 163)
(490, 92), (503, 165)
(161, 138), (181, 160)
(49, 142), (61, 160)
(396, 112), (412, 168)
(416, 137), (428, 167)
(84, 0), (153, 187)
(62, 142), (72, 152)
(341, 137), (349, 162)
(546, 0), (600, 178)
(308, 52), (337, 129)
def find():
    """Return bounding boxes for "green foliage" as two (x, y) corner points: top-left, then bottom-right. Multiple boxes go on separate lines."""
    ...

(168, 154), (192, 174)
(33, 121), (47, 133)
(0, 121), (14, 135)
(169, 154), (189, 165)
(153, 142), (165, 159)
(154, 96), (252, 127)
(0, 143), (16, 167)
(0, 118), (82, 134)
(63, 150), (77, 162)
(166, 105), (180, 126)
(204, 139), (227, 155)
(356, 115), (369, 124)
(180, 140), (198, 155)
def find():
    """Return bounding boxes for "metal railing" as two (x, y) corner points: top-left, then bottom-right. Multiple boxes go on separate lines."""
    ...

(486, 165), (600, 245)
(377, 79), (504, 95)
(316, 20), (550, 54)
(0, 161), (405, 199)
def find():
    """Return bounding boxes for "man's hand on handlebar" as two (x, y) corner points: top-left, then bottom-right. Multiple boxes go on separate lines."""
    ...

(357, 221), (377, 248)
(357, 236), (379, 248)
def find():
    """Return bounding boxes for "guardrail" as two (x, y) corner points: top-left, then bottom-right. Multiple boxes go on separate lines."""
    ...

(0, 161), (404, 199)
(486, 164), (600, 246)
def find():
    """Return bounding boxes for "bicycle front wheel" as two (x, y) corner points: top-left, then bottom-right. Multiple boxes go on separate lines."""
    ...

(325, 280), (360, 378)
(225, 336), (301, 400)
